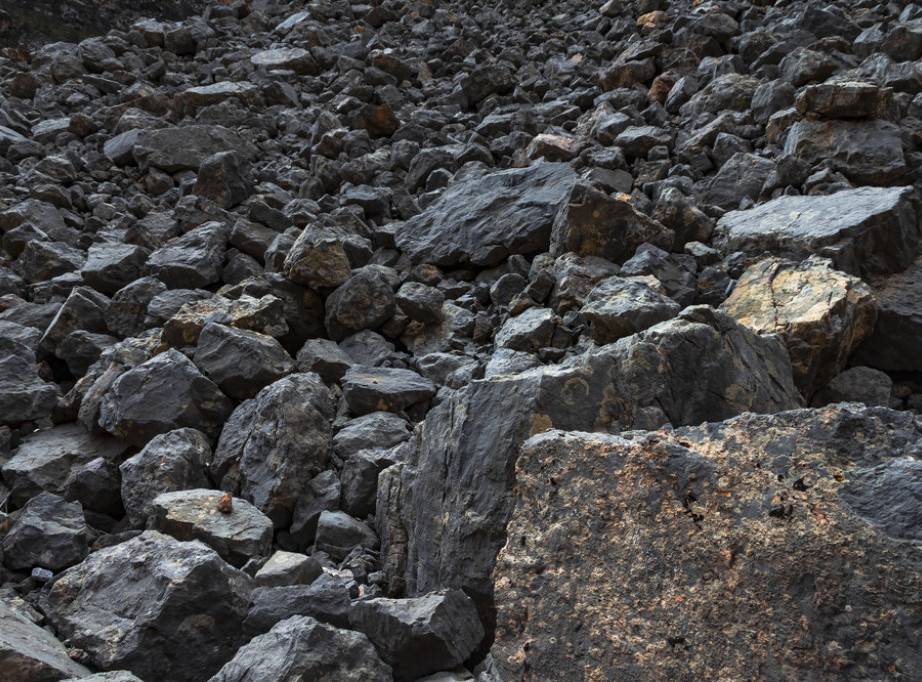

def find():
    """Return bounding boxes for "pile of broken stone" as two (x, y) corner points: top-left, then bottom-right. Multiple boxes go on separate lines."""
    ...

(3, 0), (922, 679)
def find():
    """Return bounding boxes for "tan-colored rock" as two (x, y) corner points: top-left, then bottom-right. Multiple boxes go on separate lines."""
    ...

(161, 294), (288, 348)
(720, 256), (876, 397)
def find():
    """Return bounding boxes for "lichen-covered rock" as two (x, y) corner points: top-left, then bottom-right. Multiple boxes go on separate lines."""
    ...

(40, 531), (252, 682)
(721, 256), (877, 398)
(493, 405), (922, 681)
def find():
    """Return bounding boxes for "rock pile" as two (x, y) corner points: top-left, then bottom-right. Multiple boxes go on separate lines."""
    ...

(1, 0), (922, 679)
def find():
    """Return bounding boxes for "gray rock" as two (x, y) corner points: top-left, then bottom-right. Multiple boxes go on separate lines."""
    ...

(145, 220), (229, 289)
(40, 531), (251, 682)
(81, 243), (147, 296)
(59, 331), (119, 377)
(245, 574), (351, 633)
(315, 510), (378, 561)
(581, 276), (681, 344)
(250, 47), (317, 75)
(105, 276), (167, 338)
(396, 282), (445, 325)
(794, 81), (892, 119)
(208, 616), (392, 682)
(334, 412), (412, 457)
(253, 551), (322, 588)
(40, 286), (110, 353)
(150, 489), (273, 567)
(131, 125), (256, 173)
(99, 348), (233, 446)
(290, 470), (341, 548)
(283, 222), (353, 290)
(494, 307), (557, 353)
(396, 163), (579, 267)
(119, 428), (212, 528)
(0, 337), (60, 427)
(193, 322), (294, 400)
(296, 338), (354, 382)
(350, 590), (485, 682)
(0, 601), (91, 682)
(712, 186), (919, 277)
(813, 366), (893, 407)
(211, 373), (334, 527)
(193, 151), (252, 209)
(698, 152), (775, 211)
(342, 366), (437, 416)
(619, 245), (698, 307)
(325, 265), (398, 342)
(2, 492), (88, 571)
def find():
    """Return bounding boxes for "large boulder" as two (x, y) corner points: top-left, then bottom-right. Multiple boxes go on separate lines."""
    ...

(721, 256), (877, 398)
(211, 373), (335, 527)
(98, 349), (233, 446)
(207, 616), (392, 682)
(128, 125), (256, 172)
(712, 186), (919, 277)
(493, 405), (922, 680)
(395, 162), (579, 267)
(40, 531), (252, 682)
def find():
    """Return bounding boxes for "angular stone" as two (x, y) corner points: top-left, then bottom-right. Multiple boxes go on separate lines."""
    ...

(132, 125), (256, 173)
(2, 492), (88, 571)
(254, 551), (322, 588)
(350, 590), (484, 682)
(40, 531), (251, 682)
(697, 152), (775, 211)
(105, 277), (167, 338)
(145, 221), (228, 289)
(342, 366), (437, 416)
(712, 186), (919, 277)
(283, 222), (353, 290)
(315, 510), (378, 561)
(395, 282), (444, 325)
(581, 276), (681, 344)
(721, 257), (877, 398)
(150, 489), (273, 568)
(814, 366), (893, 407)
(208, 616), (392, 682)
(245, 574), (351, 633)
(334, 412), (412, 457)
(0, 337), (60, 427)
(99, 349), (233, 446)
(492, 406), (922, 680)
(14, 241), (85, 284)
(162, 294), (287, 348)
(193, 151), (251, 209)
(794, 81), (892, 119)
(290, 470), (340, 548)
(396, 163), (579, 267)
(325, 265), (397, 342)
(296, 338), (354, 383)
(0, 602), (91, 682)
(250, 48), (317, 75)
(494, 308), (557, 353)
(81, 242), (147, 295)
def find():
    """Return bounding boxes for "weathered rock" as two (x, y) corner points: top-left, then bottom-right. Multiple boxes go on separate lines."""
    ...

(396, 163), (579, 267)
(131, 125), (256, 173)
(193, 151), (252, 209)
(290, 470), (341, 548)
(253, 550), (322, 588)
(161, 294), (287, 348)
(208, 616), (392, 682)
(81, 242), (147, 295)
(493, 405), (922, 681)
(315, 510), (378, 560)
(211, 373), (334, 527)
(119, 428), (212, 527)
(0, 337), (60, 427)
(712, 186), (919, 277)
(794, 81), (892, 119)
(2, 492), (88, 571)
(350, 590), (485, 682)
(296, 338), (354, 383)
(98, 349), (233, 445)
(697, 152), (775, 211)
(145, 221), (228, 289)
(814, 366), (893, 407)
(342, 366), (437, 416)
(193, 322), (294, 400)
(250, 48), (317, 75)
(325, 265), (398, 342)
(0, 601), (91, 682)
(40, 531), (251, 682)
(334, 412), (412, 457)
(395, 282), (445, 325)
(721, 257), (877, 397)
(581, 276), (681, 344)
(150, 489), (273, 567)
(244, 574), (351, 633)
(494, 307), (557, 353)
(105, 276), (167, 338)
(283, 222), (352, 289)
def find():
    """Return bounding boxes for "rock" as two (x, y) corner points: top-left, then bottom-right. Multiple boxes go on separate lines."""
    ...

(721, 257), (877, 398)
(325, 265), (397, 342)
(395, 282), (445, 325)
(794, 81), (892, 119)
(494, 308), (557, 353)
(350, 590), (485, 682)
(492, 405), (922, 681)
(0, 601), (91, 682)
(131, 125), (255, 173)
(208, 616), (392, 682)
(814, 366), (893, 407)
(244, 574), (352, 633)
(253, 550), (322, 588)
(2, 492), (88, 571)
(315, 510), (378, 561)
(698, 152), (775, 211)
(283, 222), (353, 290)
(0, 337), (60, 427)
(395, 163), (579, 267)
(712, 186), (919, 277)
(98, 349), (233, 446)
(145, 221), (228, 289)
(784, 119), (907, 186)
(619, 245), (698, 307)
(342, 366), (437, 416)
(290, 470), (341, 548)
(211, 373), (334, 527)
(40, 531), (251, 682)
(250, 48), (317, 75)
(334, 412), (412, 457)
(193, 151), (252, 209)
(150, 489), (273, 567)
(581, 276), (681, 344)
(296, 338), (354, 383)
(81, 242), (147, 295)
(106, 276), (167, 338)
(193, 322), (294, 400)
(162, 294), (287, 348)
(550, 184), (674, 264)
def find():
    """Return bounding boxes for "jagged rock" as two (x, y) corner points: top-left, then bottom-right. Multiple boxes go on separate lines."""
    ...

(161, 294), (287, 348)
(98, 349), (233, 446)
(550, 184), (674, 264)
(395, 282), (445, 324)
(193, 322), (294, 400)
(296, 338), (354, 382)
(395, 163), (579, 267)
(40, 286), (110, 352)
(315, 510), (378, 561)
(145, 221), (228, 289)
(342, 366), (437, 416)
(721, 257), (877, 398)
(698, 152), (775, 211)
(244, 574), (351, 633)
(283, 222), (352, 289)
(813, 366), (893, 407)
(150, 489), (273, 567)
(794, 81), (892, 119)
(0, 601), (91, 682)
(81, 242), (147, 295)
(0, 337), (60, 427)
(250, 47), (317, 75)
(253, 551), (322, 588)
(492, 406), (922, 681)
(325, 265), (398, 342)
(119, 428), (212, 528)
(211, 373), (334, 527)
(334, 412), (412, 457)
(494, 307), (557, 353)
(208, 616), (392, 682)
(105, 276), (167, 338)
(619, 245), (698, 307)
(129, 125), (256, 173)
(193, 151), (252, 209)
(581, 276), (681, 344)
(2, 492), (88, 571)
(40, 531), (251, 682)
(712, 186), (919, 277)
(350, 590), (485, 682)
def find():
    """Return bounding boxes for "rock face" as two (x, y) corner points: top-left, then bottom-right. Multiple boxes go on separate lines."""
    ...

(0, 602), (91, 682)
(721, 256), (877, 398)
(40, 531), (251, 682)
(493, 406), (922, 681)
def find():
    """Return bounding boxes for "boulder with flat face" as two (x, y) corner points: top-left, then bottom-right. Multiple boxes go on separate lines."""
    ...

(0, 602), (91, 682)
(130, 125), (256, 172)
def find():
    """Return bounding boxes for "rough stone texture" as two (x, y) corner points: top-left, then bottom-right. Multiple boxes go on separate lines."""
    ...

(0, 601), (91, 682)
(493, 405), (922, 681)
(350, 590), (485, 682)
(244, 574), (351, 633)
(395, 163), (579, 267)
(0, 337), (60, 426)
(721, 256), (877, 398)
(40, 531), (252, 682)
(342, 366), (437, 416)
(98, 349), (233, 446)
(208, 616), (393, 682)
(712, 186), (919, 277)
(2, 492), (88, 571)
(211, 373), (335, 527)
(581, 276), (681, 344)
